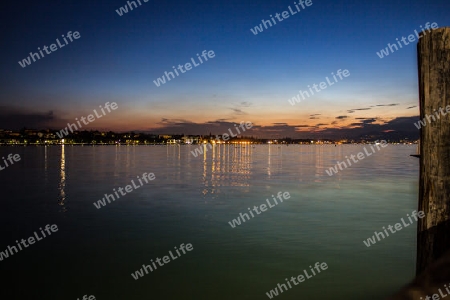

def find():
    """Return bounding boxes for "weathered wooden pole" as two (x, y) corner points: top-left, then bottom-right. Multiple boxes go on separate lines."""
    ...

(417, 27), (450, 275)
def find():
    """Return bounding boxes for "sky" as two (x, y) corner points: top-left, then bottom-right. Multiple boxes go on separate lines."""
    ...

(1, 0), (449, 138)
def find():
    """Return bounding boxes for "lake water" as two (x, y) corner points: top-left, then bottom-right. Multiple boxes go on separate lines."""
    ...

(0, 144), (419, 299)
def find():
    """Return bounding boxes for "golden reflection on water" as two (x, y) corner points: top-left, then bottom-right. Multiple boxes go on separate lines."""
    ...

(202, 144), (253, 195)
(58, 145), (67, 212)
(44, 145), (48, 184)
(314, 145), (324, 183)
(163, 144), (365, 196)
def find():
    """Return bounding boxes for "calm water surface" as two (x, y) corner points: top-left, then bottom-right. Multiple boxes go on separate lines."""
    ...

(0, 144), (419, 299)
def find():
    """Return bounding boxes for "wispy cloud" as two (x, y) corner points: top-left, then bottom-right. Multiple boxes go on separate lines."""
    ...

(230, 108), (246, 115)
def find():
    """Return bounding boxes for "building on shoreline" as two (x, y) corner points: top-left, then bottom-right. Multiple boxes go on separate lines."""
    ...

(0, 129), (417, 145)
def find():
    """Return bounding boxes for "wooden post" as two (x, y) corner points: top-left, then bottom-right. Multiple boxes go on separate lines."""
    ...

(417, 27), (450, 275)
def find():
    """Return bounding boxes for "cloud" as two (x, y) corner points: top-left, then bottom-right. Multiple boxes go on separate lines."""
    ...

(0, 105), (420, 140)
(0, 106), (59, 130)
(311, 116), (420, 140)
(148, 120), (260, 136)
(347, 107), (372, 113)
(230, 108), (246, 115)
(406, 106), (417, 109)
(157, 118), (194, 125)
(228, 101), (251, 116)
(348, 118), (378, 127)
(360, 118), (377, 124)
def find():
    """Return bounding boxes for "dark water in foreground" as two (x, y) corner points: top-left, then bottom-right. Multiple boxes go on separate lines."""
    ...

(0, 144), (419, 299)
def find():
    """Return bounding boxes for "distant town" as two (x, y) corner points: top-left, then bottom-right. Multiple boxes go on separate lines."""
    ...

(0, 129), (418, 145)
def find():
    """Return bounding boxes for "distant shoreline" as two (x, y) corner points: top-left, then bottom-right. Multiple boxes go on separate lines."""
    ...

(0, 143), (417, 146)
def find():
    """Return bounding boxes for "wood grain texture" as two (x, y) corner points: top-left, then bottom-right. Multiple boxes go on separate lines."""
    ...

(417, 27), (450, 275)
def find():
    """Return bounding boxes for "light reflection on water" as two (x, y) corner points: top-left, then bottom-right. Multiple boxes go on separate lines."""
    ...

(0, 144), (419, 299)
(58, 145), (66, 212)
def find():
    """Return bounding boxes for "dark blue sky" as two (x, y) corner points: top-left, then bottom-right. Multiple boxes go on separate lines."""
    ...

(1, 0), (449, 137)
